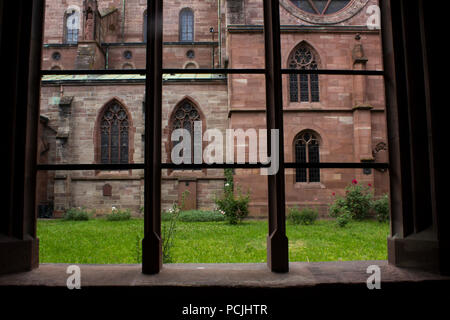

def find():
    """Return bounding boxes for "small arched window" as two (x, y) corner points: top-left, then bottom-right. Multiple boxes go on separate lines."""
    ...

(289, 43), (320, 103)
(100, 102), (129, 164)
(179, 8), (194, 42)
(294, 132), (320, 183)
(171, 100), (201, 163)
(64, 9), (80, 44)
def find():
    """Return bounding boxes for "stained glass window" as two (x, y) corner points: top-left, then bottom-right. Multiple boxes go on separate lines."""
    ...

(295, 132), (320, 183)
(100, 102), (129, 164)
(289, 44), (320, 103)
(171, 100), (201, 162)
(290, 0), (351, 15)
(179, 8), (194, 42)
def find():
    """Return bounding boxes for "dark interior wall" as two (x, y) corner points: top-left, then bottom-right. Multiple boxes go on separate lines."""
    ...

(0, 0), (447, 275)
(0, 0), (43, 274)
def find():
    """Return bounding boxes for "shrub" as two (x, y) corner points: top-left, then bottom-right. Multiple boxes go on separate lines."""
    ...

(214, 169), (250, 225)
(106, 208), (131, 221)
(372, 194), (390, 223)
(329, 180), (373, 221)
(287, 206), (318, 225)
(336, 210), (352, 228)
(63, 207), (91, 221)
(163, 210), (225, 222)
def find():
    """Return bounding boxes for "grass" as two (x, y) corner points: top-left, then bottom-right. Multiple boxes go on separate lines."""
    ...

(37, 219), (389, 264)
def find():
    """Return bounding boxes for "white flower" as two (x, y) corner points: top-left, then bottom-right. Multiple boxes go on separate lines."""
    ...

(112, 206), (117, 212)
(225, 183), (230, 187)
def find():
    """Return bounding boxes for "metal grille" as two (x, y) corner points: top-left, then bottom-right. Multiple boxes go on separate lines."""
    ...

(100, 103), (129, 164)
(180, 8), (194, 42)
(295, 132), (320, 182)
(289, 45), (320, 103)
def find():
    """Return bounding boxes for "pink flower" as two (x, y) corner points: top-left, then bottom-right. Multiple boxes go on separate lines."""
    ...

(352, 179), (358, 185)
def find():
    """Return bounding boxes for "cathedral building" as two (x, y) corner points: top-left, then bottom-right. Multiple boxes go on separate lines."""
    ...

(37, 0), (388, 217)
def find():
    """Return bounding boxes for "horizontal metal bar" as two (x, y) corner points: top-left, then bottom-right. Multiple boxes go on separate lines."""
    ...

(41, 69), (146, 76)
(41, 69), (384, 76)
(37, 162), (389, 171)
(162, 68), (266, 74)
(36, 163), (145, 171)
(281, 69), (384, 76)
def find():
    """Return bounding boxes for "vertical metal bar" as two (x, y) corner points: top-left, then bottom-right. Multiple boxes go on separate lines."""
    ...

(263, 0), (289, 273)
(142, 0), (163, 274)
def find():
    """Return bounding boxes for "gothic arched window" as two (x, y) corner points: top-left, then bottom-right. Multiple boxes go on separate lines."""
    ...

(294, 132), (320, 183)
(100, 102), (129, 164)
(289, 43), (320, 103)
(179, 8), (194, 42)
(171, 100), (201, 163)
(290, 0), (351, 15)
(64, 9), (80, 44)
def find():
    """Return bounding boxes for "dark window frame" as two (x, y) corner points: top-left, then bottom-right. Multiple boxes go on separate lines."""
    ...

(37, 0), (388, 274)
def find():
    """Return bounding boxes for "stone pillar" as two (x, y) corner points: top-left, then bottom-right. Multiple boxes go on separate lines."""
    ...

(352, 36), (374, 183)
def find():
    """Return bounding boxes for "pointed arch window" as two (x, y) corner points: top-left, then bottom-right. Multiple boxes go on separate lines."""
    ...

(100, 102), (129, 164)
(295, 132), (320, 183)
(64, 9), (80, 44)
(289, 44), (320, 103)
(171, 100), (201, 163)
(179, 8), (194, 42)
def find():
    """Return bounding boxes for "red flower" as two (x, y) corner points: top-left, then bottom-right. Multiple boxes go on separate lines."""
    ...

(368, 183), (372, 187)
(352, 179), (358, 185)
(332, 192), (336, 196)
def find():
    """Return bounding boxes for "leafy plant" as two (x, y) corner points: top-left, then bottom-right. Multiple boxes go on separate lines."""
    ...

(63, 207), (91, 221)
(329, 180), (373, 221)
(372, 194), (390, 223)
(161, 190), (189, 263)
(105, 207), (131, 221)
(214, 169), (250, 225)
(287, 206), (318, 225)
(336, 210), (352, 228)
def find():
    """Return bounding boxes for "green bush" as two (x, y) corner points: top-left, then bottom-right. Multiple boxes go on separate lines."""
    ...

(162, 210), (225, 222)
(215, 169), (250, 225)
(63, 207), (91, 221)
(105, 208), (131, 221)
(336, 211), (352, 228)
(372, 194), (390, 223)
(287, 206), (318, 225)
(329, 180), (373, 221)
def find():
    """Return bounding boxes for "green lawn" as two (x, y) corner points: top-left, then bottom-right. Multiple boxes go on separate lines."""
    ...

(37, 219), (389, 264)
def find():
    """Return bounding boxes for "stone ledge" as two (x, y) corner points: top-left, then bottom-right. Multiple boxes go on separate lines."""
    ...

(1, 261), (448, 288)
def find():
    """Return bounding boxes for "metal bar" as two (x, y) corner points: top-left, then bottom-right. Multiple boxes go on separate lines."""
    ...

(281, 69), (384, 76)
(36, 164), (145, 171)
(263, 0), (289, 273)
(40, 69), (383, 76)
(142, 0), (163, 274)
(36, 162), (389, 171)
